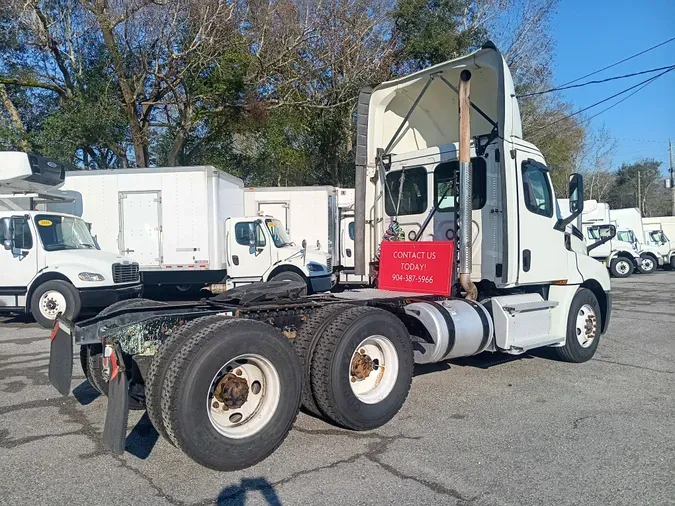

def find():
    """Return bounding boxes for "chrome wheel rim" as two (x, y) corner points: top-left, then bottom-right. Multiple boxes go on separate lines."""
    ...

(575, 304), (598, 348)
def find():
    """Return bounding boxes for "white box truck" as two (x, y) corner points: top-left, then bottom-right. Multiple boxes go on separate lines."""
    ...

(560, 199), (640, 277)
(611, 208), (671, 272)
(1, 152), (142, 327)
(48, 167), (334, 293)
(244, 186), (369, 284)
(50, 43), (614, 473)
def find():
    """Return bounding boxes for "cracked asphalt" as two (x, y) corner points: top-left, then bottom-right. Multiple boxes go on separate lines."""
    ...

(1, 274), (674, 505)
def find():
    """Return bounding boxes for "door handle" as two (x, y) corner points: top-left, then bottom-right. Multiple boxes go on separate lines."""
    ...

(122, 249), (135, 254)
(232, 255), (239, 265)
(523, 249), (531, 272)
(346, 248), (352, 257)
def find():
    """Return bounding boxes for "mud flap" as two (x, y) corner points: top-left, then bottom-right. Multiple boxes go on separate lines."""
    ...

(48, 320), (73, 396)
(102, 345), (129, 455)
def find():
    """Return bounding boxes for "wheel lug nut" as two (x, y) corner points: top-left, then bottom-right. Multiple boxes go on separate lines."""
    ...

(359, 348), (366, 354)
(212, 401), (219, 409)
(235, 369), (243, 376)
(351, 376), (357, 383)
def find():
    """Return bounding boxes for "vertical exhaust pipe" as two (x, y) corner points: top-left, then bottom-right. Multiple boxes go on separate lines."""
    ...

(458, 70), (478, 300)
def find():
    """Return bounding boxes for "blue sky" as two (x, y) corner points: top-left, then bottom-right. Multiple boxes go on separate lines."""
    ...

(551, 0), (674, 174)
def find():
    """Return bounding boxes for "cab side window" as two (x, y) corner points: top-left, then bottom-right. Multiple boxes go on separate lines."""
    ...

(11, 217), (33, 249)
(521, 161), (553, 218)
(234, 222), (266, 247)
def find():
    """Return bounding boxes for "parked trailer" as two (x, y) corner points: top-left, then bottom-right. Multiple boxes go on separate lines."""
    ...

(47, 167), (334, 293)
(49, 43), (612, 472)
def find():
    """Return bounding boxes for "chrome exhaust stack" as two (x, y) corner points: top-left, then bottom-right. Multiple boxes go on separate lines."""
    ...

(458, 70), (477, 300)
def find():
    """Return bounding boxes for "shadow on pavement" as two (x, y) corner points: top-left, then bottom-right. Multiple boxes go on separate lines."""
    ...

(72, 380), (101, 406)
(125, 412), (159, 460)
(217, 478), (282, 506)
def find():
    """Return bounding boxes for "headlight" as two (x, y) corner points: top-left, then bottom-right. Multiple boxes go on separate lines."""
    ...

(306, 263), (325, 272)
(78, 272), (105, 282)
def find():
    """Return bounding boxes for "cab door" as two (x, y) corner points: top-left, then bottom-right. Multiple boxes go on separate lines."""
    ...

(516, 153), (568, 284)
(226, 219), (272, 279)
(340, 215), (355, 268)
(0, 216), (38, 307)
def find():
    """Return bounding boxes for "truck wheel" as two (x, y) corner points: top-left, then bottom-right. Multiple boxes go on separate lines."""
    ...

(292, 303), (353, 417)
(30, 280), (81, 328)
(555, 288), (601, 363)
(269, 271), (308, 295)
(80, 298), (166, 409)
(609, 257), (633, 278)
(145, 315), (225, 444)
(637, 254), (657, 274)
(160, 319), (301, 471)
(310, 306), (413, 431)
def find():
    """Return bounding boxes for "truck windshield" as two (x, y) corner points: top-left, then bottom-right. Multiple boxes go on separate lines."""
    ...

(650, 231), (668, 243)
(587, 227), (600, 240)
(34, 214), (98, 251)
(617, 230), (634, 243)
(265, 219), (292, 247)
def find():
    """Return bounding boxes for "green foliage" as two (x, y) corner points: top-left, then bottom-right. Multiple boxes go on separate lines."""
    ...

(608, 159), (670, 217)
(392, 0), (485, 71)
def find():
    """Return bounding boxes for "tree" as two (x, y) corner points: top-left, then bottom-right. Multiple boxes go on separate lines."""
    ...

(608, 159), (670, 217)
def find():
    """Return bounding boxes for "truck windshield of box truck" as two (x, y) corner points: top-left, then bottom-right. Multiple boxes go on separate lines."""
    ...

(265, 218), (294, 247)
(34, 214), (98, 251)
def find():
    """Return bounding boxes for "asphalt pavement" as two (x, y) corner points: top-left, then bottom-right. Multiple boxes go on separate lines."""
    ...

(0, 274), (673, 505)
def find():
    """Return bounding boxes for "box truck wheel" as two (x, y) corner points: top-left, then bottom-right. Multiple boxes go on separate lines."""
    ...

(310, 306), (413, 431)
(269, 271), (308, 295)
(292, 303), (353, 417)
(145, 315), (226, 444)
(160, 319), (301, 471)
(30, 280), (81, 328)
(555, 288), (601, 363)
(609, 257), (633, 278)
(637, 254), (657, 274)
(80, 298), (166, 410)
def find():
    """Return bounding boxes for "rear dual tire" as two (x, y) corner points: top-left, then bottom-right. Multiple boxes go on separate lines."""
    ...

(152, 318), (301, 471)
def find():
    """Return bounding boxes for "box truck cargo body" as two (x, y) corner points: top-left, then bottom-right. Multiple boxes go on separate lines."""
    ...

(50, 167), (244, 285)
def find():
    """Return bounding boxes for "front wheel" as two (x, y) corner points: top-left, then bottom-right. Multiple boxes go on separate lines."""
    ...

(637, 254), (657, 274)
(609, 257), (633, 278)
(269, 271), (309, 295)
(30, 280), (81, 328)
(554, 288), (601, 363)
(160, 319), (301, 471)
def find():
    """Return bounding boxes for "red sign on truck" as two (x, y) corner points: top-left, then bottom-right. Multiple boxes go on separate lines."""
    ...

(378, 241), (455, 296)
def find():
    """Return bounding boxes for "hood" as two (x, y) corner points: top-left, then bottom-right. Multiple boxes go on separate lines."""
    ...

(45, 249), (136, 277)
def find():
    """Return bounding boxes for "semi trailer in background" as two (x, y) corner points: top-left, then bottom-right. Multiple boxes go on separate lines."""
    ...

(0, 152), (141, 327)
(48, 167), (334, 294)
(49, 43), (614, 473)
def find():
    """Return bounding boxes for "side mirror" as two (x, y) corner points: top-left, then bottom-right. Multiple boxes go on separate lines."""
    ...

(554, 173), (584, 231)
(568, 173), (584, 214)
(588, 224), (616, 252)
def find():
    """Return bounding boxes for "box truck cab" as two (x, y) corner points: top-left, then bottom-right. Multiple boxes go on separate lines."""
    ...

(225, 215), (335, 293)
(643, 225), (675, 269)
(0, 152), (141, 327)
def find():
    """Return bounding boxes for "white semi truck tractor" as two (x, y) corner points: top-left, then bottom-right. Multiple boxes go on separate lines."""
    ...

(48, 42), (613, 472)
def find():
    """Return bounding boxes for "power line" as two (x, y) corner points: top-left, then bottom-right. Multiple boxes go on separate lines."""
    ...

(531, 66), (675, 134)
(560, 36), (675, 87)
(517, 64), (675, 98)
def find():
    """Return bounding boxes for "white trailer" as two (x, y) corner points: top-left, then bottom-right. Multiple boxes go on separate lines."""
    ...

(48, 167), (334, 293)
(1, 152), (141, 327)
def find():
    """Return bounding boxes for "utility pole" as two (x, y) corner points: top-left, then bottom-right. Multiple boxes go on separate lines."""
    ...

(637, 170), (641, 214)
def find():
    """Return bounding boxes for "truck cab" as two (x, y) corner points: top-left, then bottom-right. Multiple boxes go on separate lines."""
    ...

(644, 227), (675, 268)
(225, 215), (335, 293)
(0, 152), (141, 327)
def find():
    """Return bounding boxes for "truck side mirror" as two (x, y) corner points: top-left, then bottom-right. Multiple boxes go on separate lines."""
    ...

(587, 224), (616, 252)
(554, 173), (584, 232)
